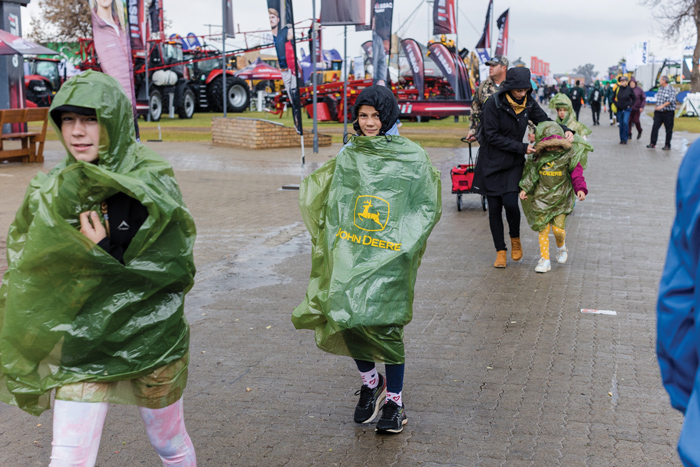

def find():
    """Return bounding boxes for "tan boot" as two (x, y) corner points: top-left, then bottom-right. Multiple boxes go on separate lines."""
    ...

(494, 250), (507, 268)
(511, 237), (523, 262)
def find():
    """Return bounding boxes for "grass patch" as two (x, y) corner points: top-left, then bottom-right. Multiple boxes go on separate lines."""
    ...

(32, 109), (473, 146)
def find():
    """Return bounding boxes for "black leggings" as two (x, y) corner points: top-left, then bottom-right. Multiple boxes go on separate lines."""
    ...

(487, 192), (520, 251)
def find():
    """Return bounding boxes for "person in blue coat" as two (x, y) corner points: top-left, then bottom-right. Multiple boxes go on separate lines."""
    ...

(658, 139), (700, 466)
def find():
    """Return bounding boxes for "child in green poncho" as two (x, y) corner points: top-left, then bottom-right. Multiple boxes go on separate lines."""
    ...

(519, 122), (591, 273)
(549, 93), (592, 138)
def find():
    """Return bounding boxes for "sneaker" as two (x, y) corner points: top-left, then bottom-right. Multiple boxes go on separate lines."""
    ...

(535, 258), (551, 273)
(556, 246), (568, 264)
(375, 400), (407, 434)
(637, 129), (643, 140)
(354, 373), (386, 423)
(646, 144), (656, 149)
(662, 145), (671, 151)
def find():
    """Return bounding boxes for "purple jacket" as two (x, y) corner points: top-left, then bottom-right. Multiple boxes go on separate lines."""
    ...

(571, 163), (588, 195)
(630, 80), (646, 111)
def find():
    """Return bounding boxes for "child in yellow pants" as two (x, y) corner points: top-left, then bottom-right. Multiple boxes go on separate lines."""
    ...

(520, 122), (591, 273)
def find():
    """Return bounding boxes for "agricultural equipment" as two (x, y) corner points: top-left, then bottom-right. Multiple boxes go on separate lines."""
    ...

(24, 57), (61, 107)
(184, 47), (250, 113)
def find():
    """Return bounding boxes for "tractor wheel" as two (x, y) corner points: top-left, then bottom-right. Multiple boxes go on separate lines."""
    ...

(149, 88), (162, 122)
(207, 76), (250, 113)
(177, 86), (196, 119)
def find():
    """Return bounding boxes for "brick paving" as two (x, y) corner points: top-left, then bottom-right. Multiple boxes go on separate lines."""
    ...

(0, 110), (692, 466)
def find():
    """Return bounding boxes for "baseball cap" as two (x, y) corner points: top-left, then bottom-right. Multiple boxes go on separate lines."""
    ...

(485, 56), (509, 68)
(618, 76), (628, 82)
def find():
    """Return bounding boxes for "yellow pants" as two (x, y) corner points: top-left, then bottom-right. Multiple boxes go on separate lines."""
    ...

(538, 216), (566, 260)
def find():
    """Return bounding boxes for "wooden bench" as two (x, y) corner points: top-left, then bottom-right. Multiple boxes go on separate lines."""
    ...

(0, 108), (50, 163)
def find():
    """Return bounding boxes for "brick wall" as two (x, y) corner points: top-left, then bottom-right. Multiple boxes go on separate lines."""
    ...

(212, 117), (332, 149)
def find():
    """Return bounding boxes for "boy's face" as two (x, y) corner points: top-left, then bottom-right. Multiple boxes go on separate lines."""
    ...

(60, 112), (100, 163)
(357, 105), (381, 136)
(556, 108), (567, 120)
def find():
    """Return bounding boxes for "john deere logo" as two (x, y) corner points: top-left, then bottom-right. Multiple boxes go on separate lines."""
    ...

(354, 196), (390, 232)
(544, 162), (555, 170)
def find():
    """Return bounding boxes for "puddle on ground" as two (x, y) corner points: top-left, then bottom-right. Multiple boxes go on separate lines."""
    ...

(186, 222), (310, 314)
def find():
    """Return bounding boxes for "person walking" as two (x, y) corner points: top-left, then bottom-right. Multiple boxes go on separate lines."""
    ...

(466, 55), (509, 141)
(472, 67), (574, 268)
(613, 76), (635, 144)
(0, 71), (197, 466)
(647, 76), (677, 150)
(588, 80), (604, 126)
(657, 139), (700, 466)
(569, 80), (585, 120)
(629, 78), (646, 140)
(605, 81), (617, 125)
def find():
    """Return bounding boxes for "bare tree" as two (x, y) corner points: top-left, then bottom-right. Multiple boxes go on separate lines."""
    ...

(643, 0), (700, 91)
(27, 0), (92, 43)
(573, 64), (598, 84)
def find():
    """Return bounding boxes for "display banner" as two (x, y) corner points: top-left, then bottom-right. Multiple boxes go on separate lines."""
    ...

(320, 0), (370, 25)
(494, 9), (509, 56)
(224, 0), (235, 38)
(88, 0), (138, 133)
(433, 0), (456, 35)
(360, 1), (393, 84)
(127, 0), (146, 51)
(475, 0), (492, 50)
(267, 0), (303, 135)
(149, 0), (162, 34)
(401, 38), (424, 99)
(428, 42), (468, 99)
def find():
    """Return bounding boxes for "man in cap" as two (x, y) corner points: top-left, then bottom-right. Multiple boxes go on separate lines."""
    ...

(466, 56), (509, 142)
(613, 75), (635, 144)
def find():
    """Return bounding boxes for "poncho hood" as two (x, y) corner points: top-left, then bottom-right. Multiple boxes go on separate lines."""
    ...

(534, 121), (572, 154)
(500, 67), (533, 95)
(352, 85), (400, 136)
(549, 93), (592, 137)
(0, 70), (196, 415)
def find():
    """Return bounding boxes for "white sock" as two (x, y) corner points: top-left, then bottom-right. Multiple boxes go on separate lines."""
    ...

(557, 244), (566, 251)
(360, 368), (379, 389)
(386, 391), (402, 406)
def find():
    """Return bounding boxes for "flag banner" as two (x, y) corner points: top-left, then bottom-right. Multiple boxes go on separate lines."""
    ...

(401, 39), (425, 99)
(126, 0), (146, 51)
(267, 0), (303, 135)
(433, 0), (456, 35)
(453, 51), (472, 98)
(87, 0), (138, 129)
(494, 9), (509, 56)
(224, 0), (235, 38)
(475, 0), (492, 50)
(148, 0), (162, 34)
(365, 1), (393, 84)
(428, 42), (461, 98)
(320, 0), (370, 25)
(475, 48), (490, 64)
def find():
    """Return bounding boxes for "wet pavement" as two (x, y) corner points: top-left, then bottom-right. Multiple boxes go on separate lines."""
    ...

(0, 109), (693, 466)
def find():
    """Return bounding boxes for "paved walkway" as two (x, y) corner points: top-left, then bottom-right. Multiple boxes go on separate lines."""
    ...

(0, 108), (693, 466)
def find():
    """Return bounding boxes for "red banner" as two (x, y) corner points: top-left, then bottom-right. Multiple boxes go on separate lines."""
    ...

(127, 0), (146, 51)
(433, 0), (456, 35)
(321, 0), (370, 25)
(475, 0), (492, 50)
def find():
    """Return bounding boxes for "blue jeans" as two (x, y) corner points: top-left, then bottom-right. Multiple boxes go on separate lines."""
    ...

(617, 108), (631, 142)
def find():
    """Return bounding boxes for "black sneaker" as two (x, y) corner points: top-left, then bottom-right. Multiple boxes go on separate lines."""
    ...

(353, 373), (386, 423)
(375, 400), (407, 434)
(662, 145), (671, 151)
(647, 144), (656, 149)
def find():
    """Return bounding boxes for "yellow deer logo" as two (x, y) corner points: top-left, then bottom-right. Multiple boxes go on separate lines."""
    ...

(354, 195), (390, 232)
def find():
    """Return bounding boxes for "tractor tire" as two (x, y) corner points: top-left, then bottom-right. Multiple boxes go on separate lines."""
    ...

(149, 88), (163, 122)
(177, 86), (196, 119)
(207, 76), (250, 113)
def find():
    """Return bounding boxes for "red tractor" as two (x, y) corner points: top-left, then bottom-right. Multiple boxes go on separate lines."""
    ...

(24, 57), (62, 107)
(184, 47), (250, 113)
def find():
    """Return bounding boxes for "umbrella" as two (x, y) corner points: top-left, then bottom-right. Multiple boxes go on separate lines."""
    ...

(0, 29), (57, 56)
(235, 57), (282, 80)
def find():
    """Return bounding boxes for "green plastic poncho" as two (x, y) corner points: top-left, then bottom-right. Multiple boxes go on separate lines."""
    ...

(292, 136), (441, 364)
(0, 71), (196, 416)
(519, 122), (593, 232)
(549, 93), (592, 137)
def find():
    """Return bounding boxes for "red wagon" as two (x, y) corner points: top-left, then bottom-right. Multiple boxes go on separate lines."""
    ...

(451, 139), (487, 212)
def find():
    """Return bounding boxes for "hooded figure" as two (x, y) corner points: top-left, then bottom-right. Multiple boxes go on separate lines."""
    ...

(549, 93), (592, 137)
(519, 121), (592, 232)
(588, 80), (604, 126)
(0, 71), (196, 416)
(293, 86), (441, 364)
(352, 85), (400, 136)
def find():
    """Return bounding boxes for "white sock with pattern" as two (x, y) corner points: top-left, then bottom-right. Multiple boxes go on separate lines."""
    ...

(360, 368), (379, 389)
(386, 391), (402, 406)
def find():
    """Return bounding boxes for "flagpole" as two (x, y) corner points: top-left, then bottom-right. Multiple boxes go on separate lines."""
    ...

(221, 0), (227, 118)
(343, 25), (348, 139)
(454, 0), (459, 122)
(490, 0), (495, 57)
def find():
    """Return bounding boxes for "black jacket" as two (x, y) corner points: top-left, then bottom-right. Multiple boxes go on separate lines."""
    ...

(473, 67), (571, 196)
(614, 85), (635, 111)
(97, 192), (149, 264)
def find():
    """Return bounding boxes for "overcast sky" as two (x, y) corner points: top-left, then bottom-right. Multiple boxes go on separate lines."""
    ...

(21, 0), (687, 75)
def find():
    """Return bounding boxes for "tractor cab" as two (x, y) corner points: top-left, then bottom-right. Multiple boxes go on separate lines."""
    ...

(24, 57), (61, 106)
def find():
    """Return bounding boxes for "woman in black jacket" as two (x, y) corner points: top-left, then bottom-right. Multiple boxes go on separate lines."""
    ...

(473, 67), (573, 268)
